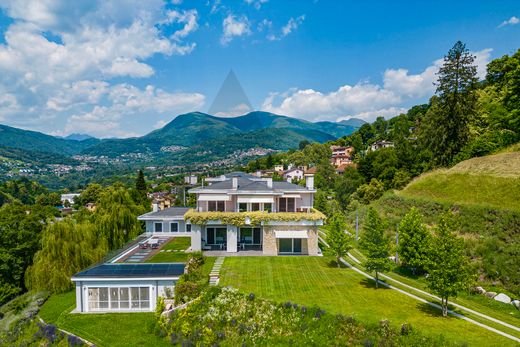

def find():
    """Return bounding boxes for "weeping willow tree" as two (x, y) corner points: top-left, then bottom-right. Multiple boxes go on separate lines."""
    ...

(26, 220), (108, 293)
(94, 185), (146, 250)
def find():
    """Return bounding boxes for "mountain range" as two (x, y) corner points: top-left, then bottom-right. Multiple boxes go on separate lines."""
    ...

(0, 112), (366, 164)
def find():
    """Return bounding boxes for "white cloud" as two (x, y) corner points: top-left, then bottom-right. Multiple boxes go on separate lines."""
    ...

(64, 84), (205, 138)
(267, 15), (305, 41)
(0, 0), (203, 136)
(244, 0), (268, 10)
(262, 48), (492, 122)
(498, 16), (519, 28)
(221, 14), (251, 45)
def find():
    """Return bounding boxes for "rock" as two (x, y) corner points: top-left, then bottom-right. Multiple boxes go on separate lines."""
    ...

(494, 293), (511, 304)
(485, 291), (497, 298)
(471, 286), (486, 294)
(511, 300), (520, 310)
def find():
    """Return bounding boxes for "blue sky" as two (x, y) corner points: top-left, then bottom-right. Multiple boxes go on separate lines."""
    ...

(0, 0), (518, 137)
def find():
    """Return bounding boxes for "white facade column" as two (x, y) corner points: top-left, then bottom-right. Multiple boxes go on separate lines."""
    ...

(75, 282), (83, 312)
(191, 225), (202, 251)
(227, 225), (238, 253)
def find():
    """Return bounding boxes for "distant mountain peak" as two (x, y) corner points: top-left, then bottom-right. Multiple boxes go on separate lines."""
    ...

(339, 118), (367, 128)
(64, 133), (96, 141)
(208, 70), (253, 117)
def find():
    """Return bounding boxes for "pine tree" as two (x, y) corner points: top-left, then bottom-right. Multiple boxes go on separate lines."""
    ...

(326, 212), (353, 268)
(136, 170), (147, 193)
(398, 207), (431, 274)
(426, 213), (470, 317)
(419, 41), (479, 166)
(360, 208), (391, 288)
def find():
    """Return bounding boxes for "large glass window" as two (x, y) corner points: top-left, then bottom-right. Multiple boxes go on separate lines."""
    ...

(263, 203), (272, 212)
(208, 201), (225, 212)
(170, 222), (178, 232)
(239, 203), (248, 212)
(206, 227), (227, 245)
(88, 286), (150, 311)
(239, 227), (261, 245)
(251, 203), (260, 211)
(154, 222), (163, 232)
(278, 238), (303, 253)
(186, 224), (191, 232)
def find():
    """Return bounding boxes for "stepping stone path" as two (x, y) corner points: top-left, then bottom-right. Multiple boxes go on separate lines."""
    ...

(209, 257), (225, 286)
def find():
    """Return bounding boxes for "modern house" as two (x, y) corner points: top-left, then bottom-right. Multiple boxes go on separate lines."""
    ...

(138, 172), (324, 255)
(71, 263), (184, 313)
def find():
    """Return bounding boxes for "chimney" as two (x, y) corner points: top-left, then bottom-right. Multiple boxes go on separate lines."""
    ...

(305, 174), (314, 190)
(266, 177), (273, 188)
(232, 176), (239, 189)
(152, 201), (159, 212)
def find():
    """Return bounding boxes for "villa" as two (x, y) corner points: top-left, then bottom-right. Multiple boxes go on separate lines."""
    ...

(71, 171), (324, 313)
(137, 171), (324, 255)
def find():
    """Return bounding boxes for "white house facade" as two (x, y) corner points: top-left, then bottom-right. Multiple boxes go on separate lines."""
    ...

(138, 172), (324, 256)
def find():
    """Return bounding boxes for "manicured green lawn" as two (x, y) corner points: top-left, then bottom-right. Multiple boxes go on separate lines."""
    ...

(219, 256), (516, 347)
(39, 291), (169, 347)
(161, 237), (191, 251)
(146, 251), (189, 262)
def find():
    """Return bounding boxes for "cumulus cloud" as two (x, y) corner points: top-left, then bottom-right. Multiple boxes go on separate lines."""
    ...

(0, 0), (202, 136)
(498, 16), (519, 28)
(221, 14), (251, 45)
(262, 48), (492, 122)
(63, 84), (205, 138)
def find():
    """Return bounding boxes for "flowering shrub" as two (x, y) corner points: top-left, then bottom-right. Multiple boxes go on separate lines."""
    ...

(184, 209), (326, 226)
(156, 287), (453, 346)
(174, 252), (208, 305)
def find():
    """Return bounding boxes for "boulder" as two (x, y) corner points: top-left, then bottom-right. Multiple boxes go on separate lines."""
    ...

(494, 293), (511, 304)
(485, 291), (497, 298)
(511, 300), (520, 310)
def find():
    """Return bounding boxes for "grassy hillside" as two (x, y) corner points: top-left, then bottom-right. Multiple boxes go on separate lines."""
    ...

(398, 148), (520, 211)
(357, 146), (520, 294)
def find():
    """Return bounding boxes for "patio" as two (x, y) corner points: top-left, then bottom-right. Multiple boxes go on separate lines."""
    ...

(203, 250), (264, 257)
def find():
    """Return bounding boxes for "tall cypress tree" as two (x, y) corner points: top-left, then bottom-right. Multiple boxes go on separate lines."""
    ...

(420, 41), (478, 166)
(136, 170), (147, 193)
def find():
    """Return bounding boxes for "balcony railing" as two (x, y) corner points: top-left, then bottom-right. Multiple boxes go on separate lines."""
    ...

(184, 208), (326, 226)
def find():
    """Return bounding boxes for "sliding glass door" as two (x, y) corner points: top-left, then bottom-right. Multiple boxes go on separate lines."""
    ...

(206, 227), (227, 245)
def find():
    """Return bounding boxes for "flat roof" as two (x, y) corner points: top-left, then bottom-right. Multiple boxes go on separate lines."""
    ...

(72, 263), (185, 279)
(137, 207), (190, 220)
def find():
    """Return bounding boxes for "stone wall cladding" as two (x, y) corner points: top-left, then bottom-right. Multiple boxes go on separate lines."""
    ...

(262, 227), (278, 255)
(262, 225), (319, 255)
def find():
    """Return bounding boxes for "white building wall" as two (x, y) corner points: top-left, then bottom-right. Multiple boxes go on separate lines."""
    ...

(227, 225), (238, 253)
(191, 225), (202, 251)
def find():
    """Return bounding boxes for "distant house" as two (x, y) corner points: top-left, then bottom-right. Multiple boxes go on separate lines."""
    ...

(61, 193), (80, 205)
(282, 168), (305, 182)
(148, 192), (174, 211)
(305, 167), (317, 175)
(274, 164), (284, 172)
(184, 174), (198, 185)
(335, 163), (356, 175)
(370, 140), (394, 151)
(330, 146), (353, 167)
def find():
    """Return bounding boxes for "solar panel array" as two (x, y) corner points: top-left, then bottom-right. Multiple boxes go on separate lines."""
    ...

(74, 263), (185, 278)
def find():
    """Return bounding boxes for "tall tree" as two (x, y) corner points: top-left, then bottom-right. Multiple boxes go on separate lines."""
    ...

(360, 208), (391, 288)
(26, 220), (107, 293)
(419, 41), (479, 166)
(326, 212), (353, 268)
(136, 170), (147, 193)
(397, 207), (431, 274)
(426, 213), (470, 317)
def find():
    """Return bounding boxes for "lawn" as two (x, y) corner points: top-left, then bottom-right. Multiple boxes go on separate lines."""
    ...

(219, 256), (516, 347)
(161, 237), (191, 251)
(146, 237), (192, 263)
(39, 291), (169, 347)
